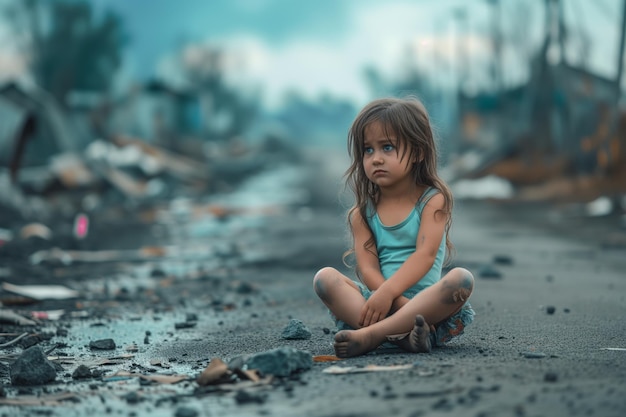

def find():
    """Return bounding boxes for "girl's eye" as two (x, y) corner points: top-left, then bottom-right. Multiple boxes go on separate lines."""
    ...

(383, 144), (394, 152)
(364, 147), (374, 154)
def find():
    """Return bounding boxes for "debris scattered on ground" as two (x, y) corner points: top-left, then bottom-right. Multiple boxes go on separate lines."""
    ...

(10, 346), (57, 386)
(281, 318), (311, 340)
(30, 310), (65, 320)
(1, 282), (79, 300)
(322, 364), (416, 375)
(0, 311), (36, 326)
(107, 371), (189, 385)
(313, 355), (342, 362)
(546, 305), (556, 315)
(0, 392), (79, 406)
(196, 358), (230, 386)
(0, 332), (30, 348)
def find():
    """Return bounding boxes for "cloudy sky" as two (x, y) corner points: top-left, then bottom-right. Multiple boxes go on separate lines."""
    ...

(2, 0), (623, 109)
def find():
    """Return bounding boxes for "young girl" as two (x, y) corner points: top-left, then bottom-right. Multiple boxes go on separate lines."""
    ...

(313, 97), (475, 358)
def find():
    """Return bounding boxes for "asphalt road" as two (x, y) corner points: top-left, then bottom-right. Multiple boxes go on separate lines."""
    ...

(1, 156), (625, 417)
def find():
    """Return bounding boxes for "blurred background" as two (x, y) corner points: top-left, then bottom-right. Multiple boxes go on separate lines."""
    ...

(1, 0), (626, 225)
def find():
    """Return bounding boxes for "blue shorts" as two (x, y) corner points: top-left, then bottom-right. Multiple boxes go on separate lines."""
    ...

(332, 280), (475, 348)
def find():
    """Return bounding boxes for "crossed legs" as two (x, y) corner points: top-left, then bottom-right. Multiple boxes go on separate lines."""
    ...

(313, 266), (474, 357)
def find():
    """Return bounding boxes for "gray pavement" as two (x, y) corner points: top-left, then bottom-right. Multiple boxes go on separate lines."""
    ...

(1, 158), (625, 417)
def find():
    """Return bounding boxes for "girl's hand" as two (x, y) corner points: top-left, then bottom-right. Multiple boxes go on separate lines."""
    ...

(359, 288), (393, 327)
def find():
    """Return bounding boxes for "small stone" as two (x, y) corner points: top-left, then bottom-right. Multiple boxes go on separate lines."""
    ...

(174, 322), (196, 329)
(72, 365), (92, 379)
(10, 346), (57, 386)
(123, 391), (142, 404)
(234, 390), (267, 405)
(174, 407), (199, 417)
(89, 339), (116, 350)
(150, 268), (166, 277)
(234, 281), (254, 294)
(478, 264), (502, 279)
(322, 327), (330, 334)
(493, 254), (513, 265)
(544, 372), (558, 382)
(546, 306), (556, 315)
(19, 335), (40, 349)
(522, 351), (546, 359)
(281, 319), (312, 340)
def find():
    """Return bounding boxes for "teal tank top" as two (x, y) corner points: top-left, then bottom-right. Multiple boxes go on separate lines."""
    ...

(366, 187), (446, 298)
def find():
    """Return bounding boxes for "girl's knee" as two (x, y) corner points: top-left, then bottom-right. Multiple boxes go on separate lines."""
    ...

(442, 267), (474, 303)
(313, 267), (338, 297)
(450, 267), (474, 291)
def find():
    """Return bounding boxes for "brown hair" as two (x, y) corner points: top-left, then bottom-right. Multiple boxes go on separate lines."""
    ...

(343, 96), (454, 266)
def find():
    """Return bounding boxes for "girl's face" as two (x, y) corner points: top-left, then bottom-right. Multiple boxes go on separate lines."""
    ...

(362, 121), (415, 189)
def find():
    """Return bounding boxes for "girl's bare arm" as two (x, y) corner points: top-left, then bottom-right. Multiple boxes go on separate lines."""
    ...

(350, 209), (385, 291)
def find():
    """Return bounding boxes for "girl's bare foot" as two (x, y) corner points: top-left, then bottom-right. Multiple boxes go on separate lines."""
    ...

(333, 330), (379, 358)
(391, 315), (432, 353)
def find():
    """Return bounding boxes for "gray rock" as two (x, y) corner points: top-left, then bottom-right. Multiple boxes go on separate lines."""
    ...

(72, 364), (92, 379)
(10, 346), (57, 386)
(522, 351), (546, 359)
(478, 264), (503, 279)
(89, 338), (116, 350)
(281, 319), (312, 340)
(244, 347), (312, 377)
(175, 407), (199, 417)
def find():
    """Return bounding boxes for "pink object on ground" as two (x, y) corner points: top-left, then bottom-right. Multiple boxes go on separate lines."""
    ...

(74, 213), (89, 239)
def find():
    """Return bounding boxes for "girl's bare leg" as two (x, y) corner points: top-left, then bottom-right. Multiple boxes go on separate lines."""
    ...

(334, 267), (474, 358)
(313, 267), (366, 330)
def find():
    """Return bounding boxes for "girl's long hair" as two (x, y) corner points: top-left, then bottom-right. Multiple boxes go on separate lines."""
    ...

(343, 96), (455, 266)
